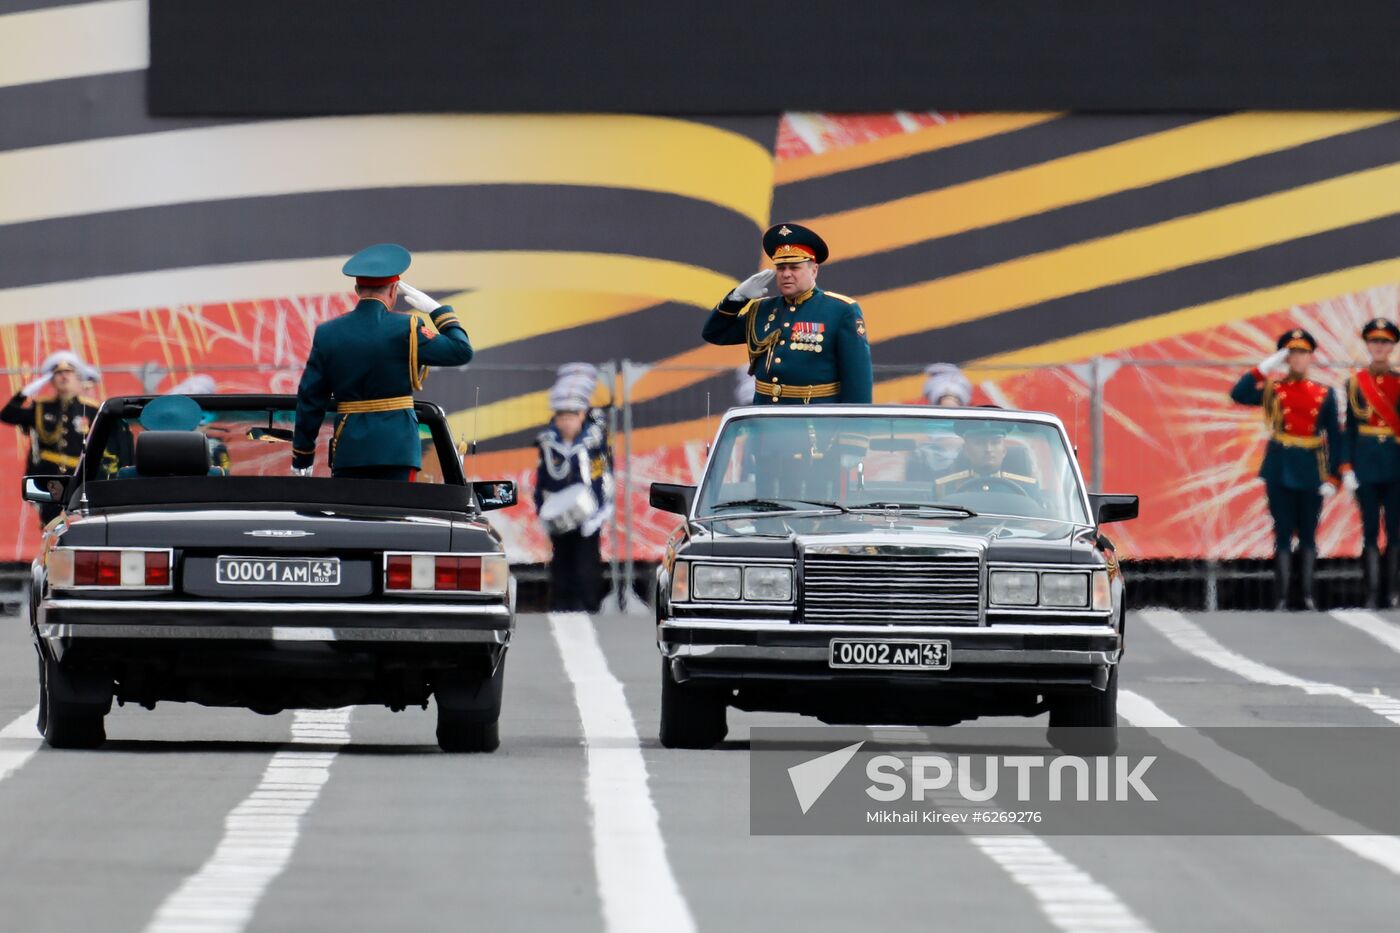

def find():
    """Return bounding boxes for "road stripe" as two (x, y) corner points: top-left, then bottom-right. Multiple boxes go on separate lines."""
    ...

(142, 709), (351, 933)
(1138, 609), (1400, 725)
(0, 706), (41, 783)
(969, 836), (1152, 933)
(1120, 689), (1400, 877)
(1329, 609), (1400, 655)
(548, 612), (696, 933)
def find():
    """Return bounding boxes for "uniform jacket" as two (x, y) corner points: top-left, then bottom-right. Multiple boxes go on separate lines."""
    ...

(1344, 368), (1400, 485)
(702, 285), (873, 404)
(1230, 369), (1343, 490)
(1, 392), (99, 475)
(293, 300), (472, 470)
(534, 412), (613, 537)
(935, 467), (1040, 500)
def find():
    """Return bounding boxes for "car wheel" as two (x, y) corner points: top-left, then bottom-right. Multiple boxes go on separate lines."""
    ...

(35, 652), (48, 735)
(1047, 665), (1118, 756)
(659, 659), (728, 750)
(435, 661), (504, 754)
(42, 658), (109, 750)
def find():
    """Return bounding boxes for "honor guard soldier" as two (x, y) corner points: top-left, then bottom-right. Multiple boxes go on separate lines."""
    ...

(1230, 329), (1345, 610)
(293, 243), (474, 480)
(2, 351), (101, 525)
(1343, 318), (1400, 607)
(703, 223), (873, 405)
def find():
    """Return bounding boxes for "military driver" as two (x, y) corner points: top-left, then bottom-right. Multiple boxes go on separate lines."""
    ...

(935, 420), (1041, 503)
(293, 243), (474, 480)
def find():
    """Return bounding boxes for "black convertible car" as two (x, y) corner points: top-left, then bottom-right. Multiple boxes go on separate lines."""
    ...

(23, 395), (517, 752)
(650, 406), (1138, 754)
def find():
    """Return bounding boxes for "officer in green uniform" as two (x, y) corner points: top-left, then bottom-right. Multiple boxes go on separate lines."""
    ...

(935, 420), (1043, 506)
(703, 223), (873, 405)
(1342, 318), (1400, 606)
(293, 243), (474, 480)
(2, 351), (101, 525)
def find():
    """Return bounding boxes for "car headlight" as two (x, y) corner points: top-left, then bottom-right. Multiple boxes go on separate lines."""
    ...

(990, 570), (1037, 606)
(1040, 572), (1089, 608)
(743, 566), (792, 602)
(692, 564), (742, 600)
(1092, 569), (1112, 611)
(671, 560), (691, 602)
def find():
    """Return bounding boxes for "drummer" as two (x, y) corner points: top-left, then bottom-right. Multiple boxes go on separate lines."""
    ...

(533, 372), (613, 613)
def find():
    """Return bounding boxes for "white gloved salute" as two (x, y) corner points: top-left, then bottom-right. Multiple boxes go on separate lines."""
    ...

(1319, 481), (1336, 499)
(1342, 471), (1360, 493)
(728, 269), (775, 303)
(398, 281), (442, 313)
(20, 375), (49, 397)
(1258, 348), (1289, 375)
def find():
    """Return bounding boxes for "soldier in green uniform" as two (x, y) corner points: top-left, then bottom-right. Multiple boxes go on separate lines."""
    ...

(1341, 318), (1400, 607)
(703, 223), (873, 405)
(2, 351), (101, 525)
(293, 243), (474, 480)
(935, 421), (1043, 507)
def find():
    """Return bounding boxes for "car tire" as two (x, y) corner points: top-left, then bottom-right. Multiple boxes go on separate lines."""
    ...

(42, 658), (109, 750)
(659, 659), (728, 750)
(435, 661), (504, 754)
(1047, 665), (1118, 756)
(35, 653), (48, 736)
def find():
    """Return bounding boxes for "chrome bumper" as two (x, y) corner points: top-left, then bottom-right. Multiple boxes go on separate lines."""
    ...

(658, 619), (1118, 667)
(36, 598), (513, 650)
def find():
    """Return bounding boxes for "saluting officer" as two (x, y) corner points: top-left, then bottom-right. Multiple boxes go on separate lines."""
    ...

(703, 223), (873, 405)
(2, 351), (101, 525)
(1343, 318), (1400, 607)
(293, 243), (474, 480)
(1230, 329), (1344, 611)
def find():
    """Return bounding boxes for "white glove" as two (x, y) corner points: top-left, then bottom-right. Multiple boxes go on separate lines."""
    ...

(728, 269), (775, 302)
(1258, 348), (1289, 374)
(1319, 482), (1336, 499)
(1342, 471), (1360, 493)
(291, 466), (313, 477)
(398, 281), (442, 313)
(20, 375), (49, 397)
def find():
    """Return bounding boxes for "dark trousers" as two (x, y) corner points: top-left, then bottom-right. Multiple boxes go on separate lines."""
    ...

(549, 530), (602, 613)
(1356, 480), (1400, 548)
(1265, 481), (1322, 552)
(333, 465), (411, 481)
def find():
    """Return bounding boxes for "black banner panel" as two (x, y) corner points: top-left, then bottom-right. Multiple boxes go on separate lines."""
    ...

(148, 0), (1400, 115)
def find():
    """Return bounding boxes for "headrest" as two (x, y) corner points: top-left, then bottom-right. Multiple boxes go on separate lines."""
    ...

(135, 431), (212, 477)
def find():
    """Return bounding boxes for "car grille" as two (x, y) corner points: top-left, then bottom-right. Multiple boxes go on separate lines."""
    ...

(801, 553), (981, 625)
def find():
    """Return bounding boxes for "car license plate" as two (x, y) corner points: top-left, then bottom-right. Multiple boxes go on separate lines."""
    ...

(216, 557), (340, 586)
(829, 639), (950, 670)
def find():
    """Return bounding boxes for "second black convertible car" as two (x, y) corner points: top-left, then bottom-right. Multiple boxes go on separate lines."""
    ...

(650, 406), (1138, 754)
(24, 395), (517, 752)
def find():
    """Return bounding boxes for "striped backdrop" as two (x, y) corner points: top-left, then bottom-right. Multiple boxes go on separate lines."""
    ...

(3, 0), (1399, 562)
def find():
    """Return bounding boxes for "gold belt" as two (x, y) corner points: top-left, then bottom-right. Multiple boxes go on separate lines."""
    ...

(754, 380), (840, 403)
(1271, 432), (1323, 449)
(39, 450), (79, 468)
(1359, 425), (1395, 437)
(334, 396), (414, 414)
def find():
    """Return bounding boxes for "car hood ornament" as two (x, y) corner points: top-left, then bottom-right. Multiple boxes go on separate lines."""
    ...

(244, 529), (314, 537)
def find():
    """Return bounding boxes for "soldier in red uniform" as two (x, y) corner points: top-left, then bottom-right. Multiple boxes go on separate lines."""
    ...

(1231, 329), (1345, 610)
(1343, 318), (1400, 607)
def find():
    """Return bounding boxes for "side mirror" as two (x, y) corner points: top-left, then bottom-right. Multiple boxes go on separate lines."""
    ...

(1089, 493), (1139, 524)
(650, 483), (696, 515)
(473, 480), (517, 511)
(22, 474), (68, 504)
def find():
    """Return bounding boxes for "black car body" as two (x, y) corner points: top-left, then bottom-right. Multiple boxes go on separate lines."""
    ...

(24, 395), (518, 752)
(650, 405), (1138, 753)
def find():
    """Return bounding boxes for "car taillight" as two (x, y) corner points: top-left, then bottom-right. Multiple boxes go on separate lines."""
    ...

(384, 553), (508, 594)
(50, 548), (172, 589)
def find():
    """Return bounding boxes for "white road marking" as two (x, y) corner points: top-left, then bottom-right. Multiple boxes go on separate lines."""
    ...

(0, 706), (42, 784)
(1329, 609), (1400, 656)
(1138, 609), (1400, 725)
(548, 612), (696, 933)
(1121, 689), (1400, 876)
(142, 709), (351, 933)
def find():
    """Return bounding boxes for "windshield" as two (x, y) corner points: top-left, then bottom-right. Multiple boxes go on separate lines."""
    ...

(95, 407), (454, 483)
(697, 413), (1089, 524)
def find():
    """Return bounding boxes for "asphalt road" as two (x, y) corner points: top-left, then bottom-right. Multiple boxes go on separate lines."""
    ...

(3, 604), (1400, 933)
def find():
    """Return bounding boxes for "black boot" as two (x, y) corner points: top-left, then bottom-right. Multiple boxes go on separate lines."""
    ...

(1299, 548), (1318, 611)
(1272, 550), (1291, 611)
(1363, 546), (1382, 609)
(1387, 547), (1400, 609)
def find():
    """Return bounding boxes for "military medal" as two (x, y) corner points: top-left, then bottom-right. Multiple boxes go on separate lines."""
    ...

(792, 321), (825, 351)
